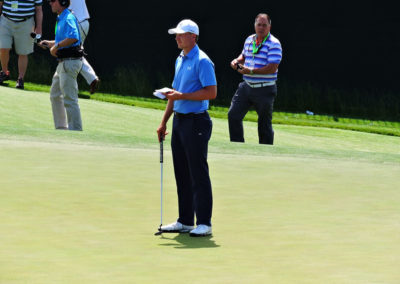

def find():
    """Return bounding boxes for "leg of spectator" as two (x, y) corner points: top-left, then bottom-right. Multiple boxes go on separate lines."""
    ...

(50, 65), (68, 129)
(18, 55), (28, 79)
(0, 48), (10, 73)
(252, 85), (277, 145)
(228, 82), (251, 142)
(59, 60), (83, 131)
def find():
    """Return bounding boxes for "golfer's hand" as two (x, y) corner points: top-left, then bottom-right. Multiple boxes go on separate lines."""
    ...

(157, 124), (168, 142)
(164, 90), (182, 101)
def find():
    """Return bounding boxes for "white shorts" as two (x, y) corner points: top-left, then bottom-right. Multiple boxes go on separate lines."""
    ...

(0, 15), (34, 55)
(78, 19), (89, 44)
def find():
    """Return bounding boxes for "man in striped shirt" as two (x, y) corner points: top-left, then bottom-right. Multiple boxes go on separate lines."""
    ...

(228, 13), (282, 145)
(0, 0), (43, 89)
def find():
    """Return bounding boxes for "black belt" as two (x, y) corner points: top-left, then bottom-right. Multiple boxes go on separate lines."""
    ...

(174, 111), (207, 118)
(3, 14), (32, 22)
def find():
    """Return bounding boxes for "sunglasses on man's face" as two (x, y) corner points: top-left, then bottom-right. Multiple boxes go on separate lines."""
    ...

(48, 0), (56, 3)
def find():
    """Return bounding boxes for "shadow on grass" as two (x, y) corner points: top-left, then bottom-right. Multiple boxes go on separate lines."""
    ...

(158, 233), (220, 249)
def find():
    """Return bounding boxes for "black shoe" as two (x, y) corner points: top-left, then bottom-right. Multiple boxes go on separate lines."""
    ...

(89, 78), (100, 94)
(16, 78), (24, 89)
(0, 71), (10, 84)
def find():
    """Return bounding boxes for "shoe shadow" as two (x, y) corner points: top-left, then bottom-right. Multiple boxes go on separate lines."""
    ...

(158, 233), (220, 249)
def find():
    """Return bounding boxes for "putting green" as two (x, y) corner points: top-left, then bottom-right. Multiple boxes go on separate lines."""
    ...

(1, 87), (399, 283)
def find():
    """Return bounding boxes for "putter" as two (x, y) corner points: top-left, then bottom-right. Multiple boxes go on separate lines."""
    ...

(154, 134), (164, 236)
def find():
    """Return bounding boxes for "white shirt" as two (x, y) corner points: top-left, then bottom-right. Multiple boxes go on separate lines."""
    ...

(69, 0), (90, 22)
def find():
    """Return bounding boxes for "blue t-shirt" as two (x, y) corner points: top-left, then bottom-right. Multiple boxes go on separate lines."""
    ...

(172, 45), (217, 114)
(55, 9), (81, 48)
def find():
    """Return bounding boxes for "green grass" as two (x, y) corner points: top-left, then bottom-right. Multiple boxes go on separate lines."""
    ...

(1, 86), (400, 283)
(6, 80), (400, 137)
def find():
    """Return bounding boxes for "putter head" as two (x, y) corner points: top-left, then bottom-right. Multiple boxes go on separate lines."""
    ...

(154, 225), (163, 235)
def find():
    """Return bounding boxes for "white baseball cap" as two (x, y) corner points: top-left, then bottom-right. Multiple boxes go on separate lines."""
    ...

(168, 19), (199, 35)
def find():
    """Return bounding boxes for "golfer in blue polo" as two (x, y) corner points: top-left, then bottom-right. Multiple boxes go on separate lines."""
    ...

(156, 19), (217, 237)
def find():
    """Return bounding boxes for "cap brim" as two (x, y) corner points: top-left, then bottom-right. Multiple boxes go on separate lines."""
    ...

(168, 28), (186, 34)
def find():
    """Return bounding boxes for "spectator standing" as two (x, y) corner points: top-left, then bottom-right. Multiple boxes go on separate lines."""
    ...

(228, 13), (282, 145)
(40, 0), (83, 130)
(0, 0), (43, 89)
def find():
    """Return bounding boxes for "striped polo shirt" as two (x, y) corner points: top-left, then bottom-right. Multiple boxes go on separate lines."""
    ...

(0, 0), (42, 22)
(241, 33), (282, 83)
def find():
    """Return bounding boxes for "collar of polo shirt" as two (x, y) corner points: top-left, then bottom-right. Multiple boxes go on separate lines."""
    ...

(180, 44), (199, 58)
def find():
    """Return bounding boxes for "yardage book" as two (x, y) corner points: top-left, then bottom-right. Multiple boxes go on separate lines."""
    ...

(153, 87), (173, 99)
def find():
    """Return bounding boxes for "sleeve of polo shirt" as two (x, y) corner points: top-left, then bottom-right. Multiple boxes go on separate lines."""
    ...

(241, 41), (246, 57)
(241, 36), (250, 57)
(267, 41), (283, 64)
(198, 58), (217, 87)
(35, 0), (43, 6)
(65, 18), (80, 41)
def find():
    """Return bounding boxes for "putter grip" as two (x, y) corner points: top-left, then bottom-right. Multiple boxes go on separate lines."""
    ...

(160, 139), (163, 163)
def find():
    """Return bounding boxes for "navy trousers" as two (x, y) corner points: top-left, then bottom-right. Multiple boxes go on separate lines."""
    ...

(228, 82), (277, 145)
(171, 112), (213, 227)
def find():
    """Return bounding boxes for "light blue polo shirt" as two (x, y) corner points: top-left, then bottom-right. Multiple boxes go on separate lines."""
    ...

(172, 45), (217, 114)
(55, 9), (81, 49)
(242, 33), (282, 83)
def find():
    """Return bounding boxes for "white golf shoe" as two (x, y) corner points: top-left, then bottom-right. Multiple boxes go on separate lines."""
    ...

(160, 221), (194, 233)
(189, 225), (212, 237)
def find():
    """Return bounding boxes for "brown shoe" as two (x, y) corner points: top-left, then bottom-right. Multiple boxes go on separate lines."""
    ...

(89, 78), (100, 94)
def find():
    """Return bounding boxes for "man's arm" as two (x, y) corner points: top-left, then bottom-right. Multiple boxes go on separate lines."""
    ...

(164, 85), (217, 101)
(230, 54), (245, 70)
(0, 2), (3, 15)
(156, 99), (174, 142)
(34, 5), (43, 35)
(238, 63), (279, 75)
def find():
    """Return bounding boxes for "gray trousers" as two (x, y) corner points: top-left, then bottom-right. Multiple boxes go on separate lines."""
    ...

(228, 81), (277, 144)
(50, 59), (83, 131)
